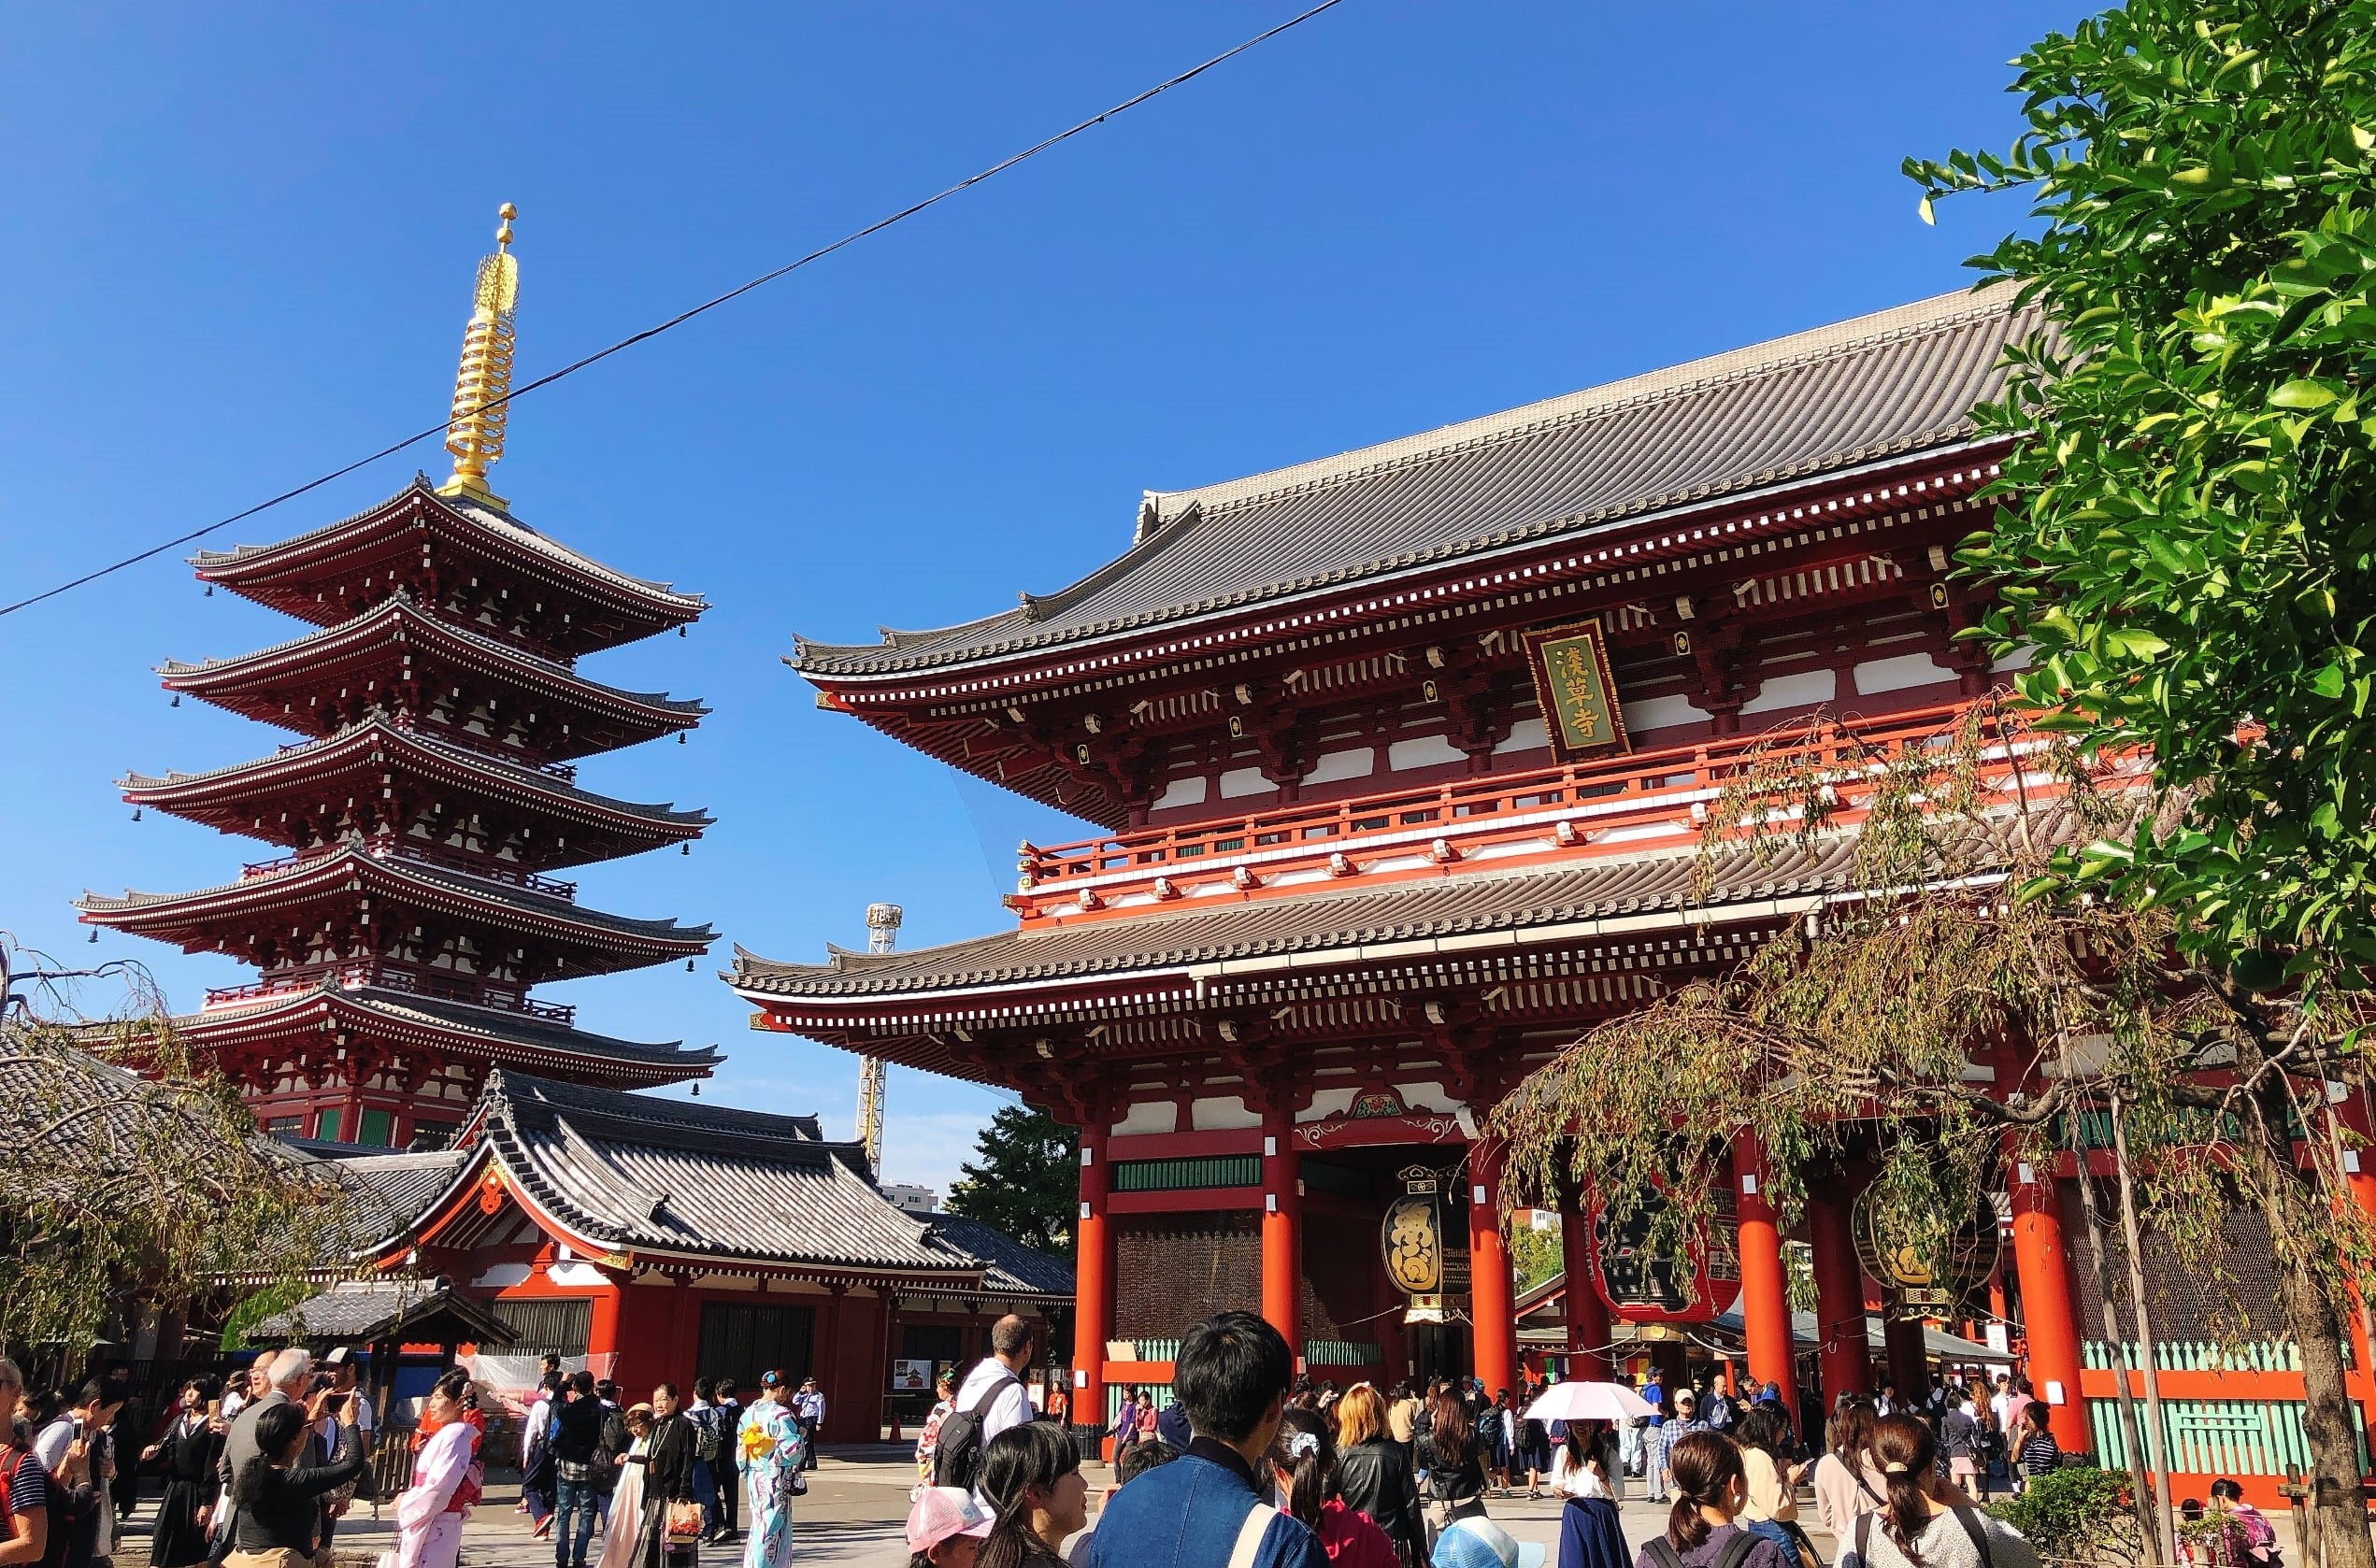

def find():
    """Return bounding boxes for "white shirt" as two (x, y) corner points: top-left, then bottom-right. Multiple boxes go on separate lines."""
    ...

(32, 1418), (76, 1472)
(1550, 1445), (1610, 1500)
(952, 1357), (1031, 1449)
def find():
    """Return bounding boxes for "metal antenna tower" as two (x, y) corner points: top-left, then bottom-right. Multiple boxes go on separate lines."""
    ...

(855, 903), (902, 1171)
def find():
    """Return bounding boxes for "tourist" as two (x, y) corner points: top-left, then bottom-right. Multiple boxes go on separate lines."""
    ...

(1643, 1390), (1708, 1505)
(975, 1424), (1088, 1568)
(1063, 1436), (1181, 1566)
(627, 1383), (697, 1568)
(2013, 1404), (2059, 1491)
(709, 1378), (741, 1540)
(142, 1378), (221, 1568)
(920, 1373), (962, 1481)
(1087, 1309), (1326, 1567)
(1631, 1431), (1789, 1568)
(594, 1404), (654, 1568)
(1733, 1407), (1814, 1567)
(1811, 1399), (1885, 1542)
(593, 1383), (628, 1531)
(548, 1372), (610, 1568)
(2207, 1478), (2280, 1564)
(733, 1371), (806, 1568)
(1872, 1381), (1897, 1419)
(59, 1378), (127, 1567)
(1421, 1387), (1487, 1532)
(0, 1360), (49, 1567)
(1550, 1421), (1625, 1568)
(1846, 1415), (2040, 1568)
(1515, 1395), (1551, 1502)
(1044, 1376), (1069, 1428)
(394, 1371), (482, 1568)
(686, 1379), (728, 1541)
(522, 1373), (559, 1540)
(948, 1316), (1038, 1482)
(225, 1396), (365, 1568)
(1937, 1389), (1982, 1500)
(1332, 1383), (1424, 1568)
(788, 1377), (824, 1473)
(1479, 1390), (1513, 1499)
(1110, 1387), (1141, 1462)
(1267, 1406), (1396, 1568)
(1385, 1383), (1422, 1459)
(217, 1349), (315, 1548)
(908, 1485), (995, 1568)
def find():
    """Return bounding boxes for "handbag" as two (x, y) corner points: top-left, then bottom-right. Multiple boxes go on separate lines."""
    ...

(664, 1500), (706, 1541)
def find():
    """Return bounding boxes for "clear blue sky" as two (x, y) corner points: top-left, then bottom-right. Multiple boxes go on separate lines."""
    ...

(0, 1), (2069, 1194)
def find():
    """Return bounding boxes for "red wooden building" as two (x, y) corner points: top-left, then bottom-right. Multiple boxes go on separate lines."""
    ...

(79, 211), (718, 1146)
(735, 286), (2375, 1494)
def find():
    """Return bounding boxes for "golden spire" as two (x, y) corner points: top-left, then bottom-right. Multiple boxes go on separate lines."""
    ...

(437, 203), (521, 509)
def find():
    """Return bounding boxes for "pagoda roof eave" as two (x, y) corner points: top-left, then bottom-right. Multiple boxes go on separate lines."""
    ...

(191, 478), (704, 634)
(118, 722), (711, 860)
(78, 847), (715, 968)
(789, 285), (2040, 682)
(174, 984), (719, 1085)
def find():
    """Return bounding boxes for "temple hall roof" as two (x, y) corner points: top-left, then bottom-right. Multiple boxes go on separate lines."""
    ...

(793, 284), (2038, 678)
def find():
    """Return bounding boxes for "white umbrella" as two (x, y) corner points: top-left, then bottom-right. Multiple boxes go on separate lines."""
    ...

(1523, 1380), (1654, 1423)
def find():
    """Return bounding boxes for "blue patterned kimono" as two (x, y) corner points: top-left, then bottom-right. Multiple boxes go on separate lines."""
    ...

(735, 1399), (805, 1568)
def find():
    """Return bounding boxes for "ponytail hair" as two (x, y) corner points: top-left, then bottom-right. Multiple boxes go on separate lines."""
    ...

(1270, 1406), (1335, 1532)
(1870, 1414), (1939, 1566)
(975, 1421), (1081, 1568)
(1663, 1430), (1745, 1552)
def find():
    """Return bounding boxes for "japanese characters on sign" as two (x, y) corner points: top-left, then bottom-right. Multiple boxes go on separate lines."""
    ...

(1520, 618), (1631, 763)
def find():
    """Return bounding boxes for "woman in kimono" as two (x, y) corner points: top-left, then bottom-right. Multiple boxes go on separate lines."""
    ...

(734, 1373), (807, 1568)
(141, 1379), (222, 1568)
(396, 1372), (483, 1568)
(594, 1405), (653, 1568)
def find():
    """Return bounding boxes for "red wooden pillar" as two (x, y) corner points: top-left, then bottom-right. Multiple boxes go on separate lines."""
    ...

(2007, 1151), (2089, 1450)
(1806, 1190), (1870, 1406)
(1557, 1176), (1613, 1382)
(1468, 1140), (1519, 1399)
(1733, 1134), (1799, 1418)
(1261, 1105), (1303, 1362)
(1076, 1127), (1114, 1439)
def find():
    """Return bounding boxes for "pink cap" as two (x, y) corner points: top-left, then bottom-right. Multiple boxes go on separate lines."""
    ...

(905, 1487), (993, 1551)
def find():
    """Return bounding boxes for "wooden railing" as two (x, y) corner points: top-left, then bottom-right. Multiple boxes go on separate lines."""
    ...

(1014, 701), (2058, 918)
(242, 834), (578, 900)
(203, 962), (576, 1026)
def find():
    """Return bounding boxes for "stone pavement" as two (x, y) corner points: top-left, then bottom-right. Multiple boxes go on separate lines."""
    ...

(110, 1453), (1850, 1568)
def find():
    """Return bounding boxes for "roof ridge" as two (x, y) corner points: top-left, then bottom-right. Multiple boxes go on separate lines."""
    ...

(1145, 284), (2013, 525)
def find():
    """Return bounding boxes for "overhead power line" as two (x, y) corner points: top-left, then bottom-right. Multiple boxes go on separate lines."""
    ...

(0, 0), (1349, 622)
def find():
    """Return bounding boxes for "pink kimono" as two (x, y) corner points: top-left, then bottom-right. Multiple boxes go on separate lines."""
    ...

(396, 1418), (480, 1568)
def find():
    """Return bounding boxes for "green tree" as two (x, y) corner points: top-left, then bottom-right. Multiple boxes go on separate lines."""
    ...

(943, 1104), (1079, 1255)
(1899, 6), (2376, 1558)
(1509, 1219), (1563, 1295)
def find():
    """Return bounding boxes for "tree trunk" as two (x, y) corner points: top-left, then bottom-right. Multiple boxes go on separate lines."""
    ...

(2250, 1076), (2376, 1568)
(2109, 1093), (2179, 1564)
(2072, 1120), (2165, 1562)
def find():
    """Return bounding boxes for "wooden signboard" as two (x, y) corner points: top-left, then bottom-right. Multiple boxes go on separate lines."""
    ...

(1520, 618), (1630, 762)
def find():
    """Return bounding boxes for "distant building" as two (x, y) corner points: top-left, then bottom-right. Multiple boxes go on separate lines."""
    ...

(881, 1183), (939, 1215)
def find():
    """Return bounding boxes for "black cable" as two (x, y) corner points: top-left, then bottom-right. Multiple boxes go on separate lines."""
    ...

(0, 0), (1349, 622)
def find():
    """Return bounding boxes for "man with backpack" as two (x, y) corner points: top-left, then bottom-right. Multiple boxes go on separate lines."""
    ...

(709, 1380), (741, 1541)
(934, 1316), (1036, 1492)
(683, 1380), (727, 1543)
(549, 1373), (608, 1568)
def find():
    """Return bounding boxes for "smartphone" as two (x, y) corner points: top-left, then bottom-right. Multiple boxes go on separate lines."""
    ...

(322, 1392), (349, 1414)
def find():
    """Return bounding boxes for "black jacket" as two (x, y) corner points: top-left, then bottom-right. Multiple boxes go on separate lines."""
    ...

(552, 1397), (608, 1466)
(230, 1447), (366, 1557)
(640, 1412), (695, 1502)
(1336, 1437), (1424, 1553)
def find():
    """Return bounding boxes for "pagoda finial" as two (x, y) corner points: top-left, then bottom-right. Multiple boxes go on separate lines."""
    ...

(437, 203), (521, 510)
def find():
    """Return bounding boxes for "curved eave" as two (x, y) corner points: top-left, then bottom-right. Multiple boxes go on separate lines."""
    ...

(119, 724), (711, 863)
(78, 850), (716, 970)
(179, 987), (717, 1087)
(193, 479), (705, 642)
(158, 598), (708, 745)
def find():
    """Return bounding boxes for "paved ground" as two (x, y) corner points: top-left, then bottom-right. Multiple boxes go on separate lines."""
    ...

(110, 1452), (1850, 1568)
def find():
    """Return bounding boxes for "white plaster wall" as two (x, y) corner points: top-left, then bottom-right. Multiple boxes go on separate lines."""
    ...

(1299, 1089), (1358, 1122)
(1152, 775), (1209, 810)
(1111, 1100), (1180, 1136)
(1388, 734), (1467, 772)
(1305, 748), (1376, 785)
(1492, 717), (1550, 755)
(1219, 766), (1273, 799)
(1620, 693), (1703, 734)
(1738, 669), (1839, 716)
(1191, 1094), (1262, 1131)
(1851, 650), (1953, 695)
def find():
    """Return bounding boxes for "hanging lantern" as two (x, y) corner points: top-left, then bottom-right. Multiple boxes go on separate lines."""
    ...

(1382, 1162), (1467, 1324)
(1852, 1186), (2001, 1320)
(1588, 1179), (1741, 1324)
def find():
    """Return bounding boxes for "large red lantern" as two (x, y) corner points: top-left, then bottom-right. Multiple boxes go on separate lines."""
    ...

(1589, 1181), (1740, 1324)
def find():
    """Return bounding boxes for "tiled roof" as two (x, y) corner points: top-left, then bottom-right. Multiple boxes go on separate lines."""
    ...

(193, 477), (704, 611)
(922, 1213), (1076, 1298)
(319, 1146), (475, 1225)
(468, 1071), (978, 1276)
(794, 285), (2037, 677)
(246, 1276), (518, 1347)
(182, 983), (718, 1074)
(732, 836), (1858, 1002)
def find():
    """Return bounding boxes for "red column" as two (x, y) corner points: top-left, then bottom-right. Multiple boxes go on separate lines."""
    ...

(1806, 1190), (1871, 1406)
(2007, 1151), (2089, 1450)
(1468, 1140), (1519, 1399)
(1557, 1179), (1613, 1382)
(1076, 1127), (1114, 1443)
(1261, 1105), (1303, 1363)
(1733, 1134), (1799, 1418)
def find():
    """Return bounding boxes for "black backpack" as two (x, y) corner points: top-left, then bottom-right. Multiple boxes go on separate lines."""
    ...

(1640, 1532), (1759, 1568)
(930, 1375), (1015, 1492)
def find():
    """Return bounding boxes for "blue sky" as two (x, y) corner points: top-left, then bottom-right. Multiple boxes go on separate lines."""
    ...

(0, 1), (2069, 1195)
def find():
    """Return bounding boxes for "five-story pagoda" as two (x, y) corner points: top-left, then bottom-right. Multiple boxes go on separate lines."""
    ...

(79, 207), (719, 1148)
